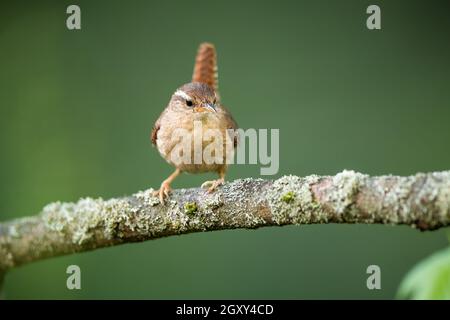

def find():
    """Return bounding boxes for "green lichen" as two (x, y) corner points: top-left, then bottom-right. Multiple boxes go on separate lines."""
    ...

(281, 191), (295, 203)
(184, 202), (198, 216)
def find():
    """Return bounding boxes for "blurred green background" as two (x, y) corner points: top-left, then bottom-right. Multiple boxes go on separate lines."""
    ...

(1, 0), (450, 299)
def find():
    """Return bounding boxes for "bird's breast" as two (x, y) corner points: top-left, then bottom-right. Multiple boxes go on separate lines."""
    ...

(156, 112), (233, 173)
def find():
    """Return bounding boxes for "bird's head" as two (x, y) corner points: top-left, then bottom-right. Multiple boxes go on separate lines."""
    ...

(169, 82), (218, 113)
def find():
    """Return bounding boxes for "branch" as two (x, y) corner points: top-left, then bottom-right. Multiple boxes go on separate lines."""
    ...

(1, 170), (450, 274)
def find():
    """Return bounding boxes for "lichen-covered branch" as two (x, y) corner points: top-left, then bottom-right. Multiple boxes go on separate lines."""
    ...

(1, 170), (450, 274)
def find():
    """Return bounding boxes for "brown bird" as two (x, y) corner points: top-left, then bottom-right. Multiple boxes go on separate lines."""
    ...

(151, 43), (238, 204)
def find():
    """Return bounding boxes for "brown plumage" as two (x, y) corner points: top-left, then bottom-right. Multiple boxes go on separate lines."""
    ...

(151, 43), (238, 204)
(192, 43), (218, 91)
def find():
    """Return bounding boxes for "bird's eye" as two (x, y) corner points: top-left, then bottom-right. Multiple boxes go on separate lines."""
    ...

(186, 100), (193, 107)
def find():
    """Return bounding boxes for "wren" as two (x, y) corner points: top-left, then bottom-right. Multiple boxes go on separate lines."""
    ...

(151, 43), (238, 204)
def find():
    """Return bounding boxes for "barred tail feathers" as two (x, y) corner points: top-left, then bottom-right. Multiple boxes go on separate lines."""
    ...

(192, 42), (218, 91)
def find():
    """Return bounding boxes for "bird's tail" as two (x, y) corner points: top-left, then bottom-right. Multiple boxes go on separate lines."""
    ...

(192, 42), (218, 91)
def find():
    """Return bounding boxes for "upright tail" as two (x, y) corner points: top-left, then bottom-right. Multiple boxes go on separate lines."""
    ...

(192, 43), (218, 92)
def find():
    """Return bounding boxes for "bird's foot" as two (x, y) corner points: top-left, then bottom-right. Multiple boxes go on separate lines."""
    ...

(153, 182), (172, 205)
(201, 178), (225, 193)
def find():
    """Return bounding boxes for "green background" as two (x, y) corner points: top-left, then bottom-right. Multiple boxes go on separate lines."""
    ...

(1, 0), (449, 299)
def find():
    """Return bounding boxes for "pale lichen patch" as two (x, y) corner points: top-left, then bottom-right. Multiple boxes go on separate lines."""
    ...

(218, 178), (270, 228)
(321, 170), (368, 221)
(384, 175), (419, 224)
(162, 199), (189, 233)
(8, 225), (19, 238)
(197, 195), (223, 229)
(0, 244), (14, 270)
(42, 199), (101, 245)
(413, 172), (450, 229)
(42, 201), (76, 232)
(134, 188), (159, 207)
(435, 173), (450, 222)
(267, 174), (324, 225)
(102, 198), (146, 238)
(71, 198), (109, 244)
(42, 197), (137, 245)
(203, 193), (224, 210)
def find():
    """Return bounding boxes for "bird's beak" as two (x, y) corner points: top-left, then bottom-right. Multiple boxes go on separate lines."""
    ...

(194, 103), (217, 113)
(204, 103), (217, 113)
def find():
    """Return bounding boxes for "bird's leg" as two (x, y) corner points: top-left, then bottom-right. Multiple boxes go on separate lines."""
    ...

(201, 167), (226, 193)
(153, 168), (181, 204)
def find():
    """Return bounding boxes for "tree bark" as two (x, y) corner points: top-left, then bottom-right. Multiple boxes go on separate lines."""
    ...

(1, 170), (450, 275)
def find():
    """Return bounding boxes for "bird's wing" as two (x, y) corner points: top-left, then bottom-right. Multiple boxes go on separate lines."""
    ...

(151, 108), (167, 146)
(151, 122), (160, 146)
(192, 43), (218, 93)
(220, 105), (239, 148)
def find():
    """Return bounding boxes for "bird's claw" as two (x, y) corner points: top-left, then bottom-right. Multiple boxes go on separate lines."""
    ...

(201, 178), (224, 193)
(153, 182), (172, 205)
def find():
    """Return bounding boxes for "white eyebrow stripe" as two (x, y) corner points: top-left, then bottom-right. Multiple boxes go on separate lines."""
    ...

(174, 90), (192, 101)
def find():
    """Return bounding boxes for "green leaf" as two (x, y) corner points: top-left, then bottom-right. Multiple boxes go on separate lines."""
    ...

(397, 246), (450, 300)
